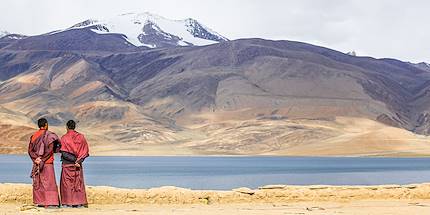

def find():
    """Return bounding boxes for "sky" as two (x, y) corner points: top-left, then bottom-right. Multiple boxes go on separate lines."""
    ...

(0, 0), (428, 63)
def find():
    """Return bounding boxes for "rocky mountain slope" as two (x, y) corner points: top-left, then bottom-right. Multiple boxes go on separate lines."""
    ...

(0, 18), (430, 155)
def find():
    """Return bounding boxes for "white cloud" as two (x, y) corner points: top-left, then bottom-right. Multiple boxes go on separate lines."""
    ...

(0, 0), (428, 63)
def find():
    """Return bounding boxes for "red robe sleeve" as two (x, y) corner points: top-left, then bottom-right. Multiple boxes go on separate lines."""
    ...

(76, 134), (90, 163)
(28, 136), (39, 162)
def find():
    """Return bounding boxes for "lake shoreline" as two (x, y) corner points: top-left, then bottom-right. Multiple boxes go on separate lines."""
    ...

(3, 183), (430, 214)
(2, 182), (430, 205)
(3, 152), (430, 158)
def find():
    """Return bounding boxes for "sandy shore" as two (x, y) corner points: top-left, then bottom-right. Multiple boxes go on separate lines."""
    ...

(2, 201), (430, 214)
(2, 183), (430, 214)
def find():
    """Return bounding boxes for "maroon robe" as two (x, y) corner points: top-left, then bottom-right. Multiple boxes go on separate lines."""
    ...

(60, 130), (89, 206)
(28, 129), (61, 206)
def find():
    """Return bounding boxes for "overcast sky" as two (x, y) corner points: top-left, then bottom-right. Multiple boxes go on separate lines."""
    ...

(1, 0), (428, 63)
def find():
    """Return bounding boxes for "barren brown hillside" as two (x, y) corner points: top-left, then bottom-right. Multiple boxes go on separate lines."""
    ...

(1, 38), (430, 155)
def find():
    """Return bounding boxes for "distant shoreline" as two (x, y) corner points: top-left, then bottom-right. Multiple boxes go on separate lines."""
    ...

(2, 153), (430, 158)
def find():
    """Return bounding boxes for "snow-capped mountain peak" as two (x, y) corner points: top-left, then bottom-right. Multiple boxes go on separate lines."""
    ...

(346, 51), (357, 56)
(0, 30), (10, 38)
(68, 12), (228, 48)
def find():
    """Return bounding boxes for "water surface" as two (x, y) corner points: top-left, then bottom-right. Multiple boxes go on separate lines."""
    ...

(1, 155), (430, 189)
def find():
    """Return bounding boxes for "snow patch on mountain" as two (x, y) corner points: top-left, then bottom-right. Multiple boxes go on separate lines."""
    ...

(67, 12), (228, 48)
(0, 30), (10, 38)
(346, 51), (357, 56)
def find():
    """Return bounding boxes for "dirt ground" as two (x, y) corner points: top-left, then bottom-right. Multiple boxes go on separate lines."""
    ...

(2, 200), (430, 215)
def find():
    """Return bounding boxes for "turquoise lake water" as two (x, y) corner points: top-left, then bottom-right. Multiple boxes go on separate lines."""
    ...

(1, 155), (430, 189)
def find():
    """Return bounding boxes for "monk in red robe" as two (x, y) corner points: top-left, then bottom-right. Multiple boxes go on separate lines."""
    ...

(60, 120), (89, 207)
(28, 118), (61, 207)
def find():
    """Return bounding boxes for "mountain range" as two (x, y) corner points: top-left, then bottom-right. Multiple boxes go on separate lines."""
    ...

(0, 12), (227, 51)
(1, 12), (430, 156)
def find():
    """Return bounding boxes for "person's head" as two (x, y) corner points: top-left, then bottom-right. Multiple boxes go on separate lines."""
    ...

(66, 120), (76, 131)
(37, 118), (48, 130)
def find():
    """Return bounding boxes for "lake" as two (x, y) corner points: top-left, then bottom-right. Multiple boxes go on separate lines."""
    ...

(1, 155), (430, 190)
